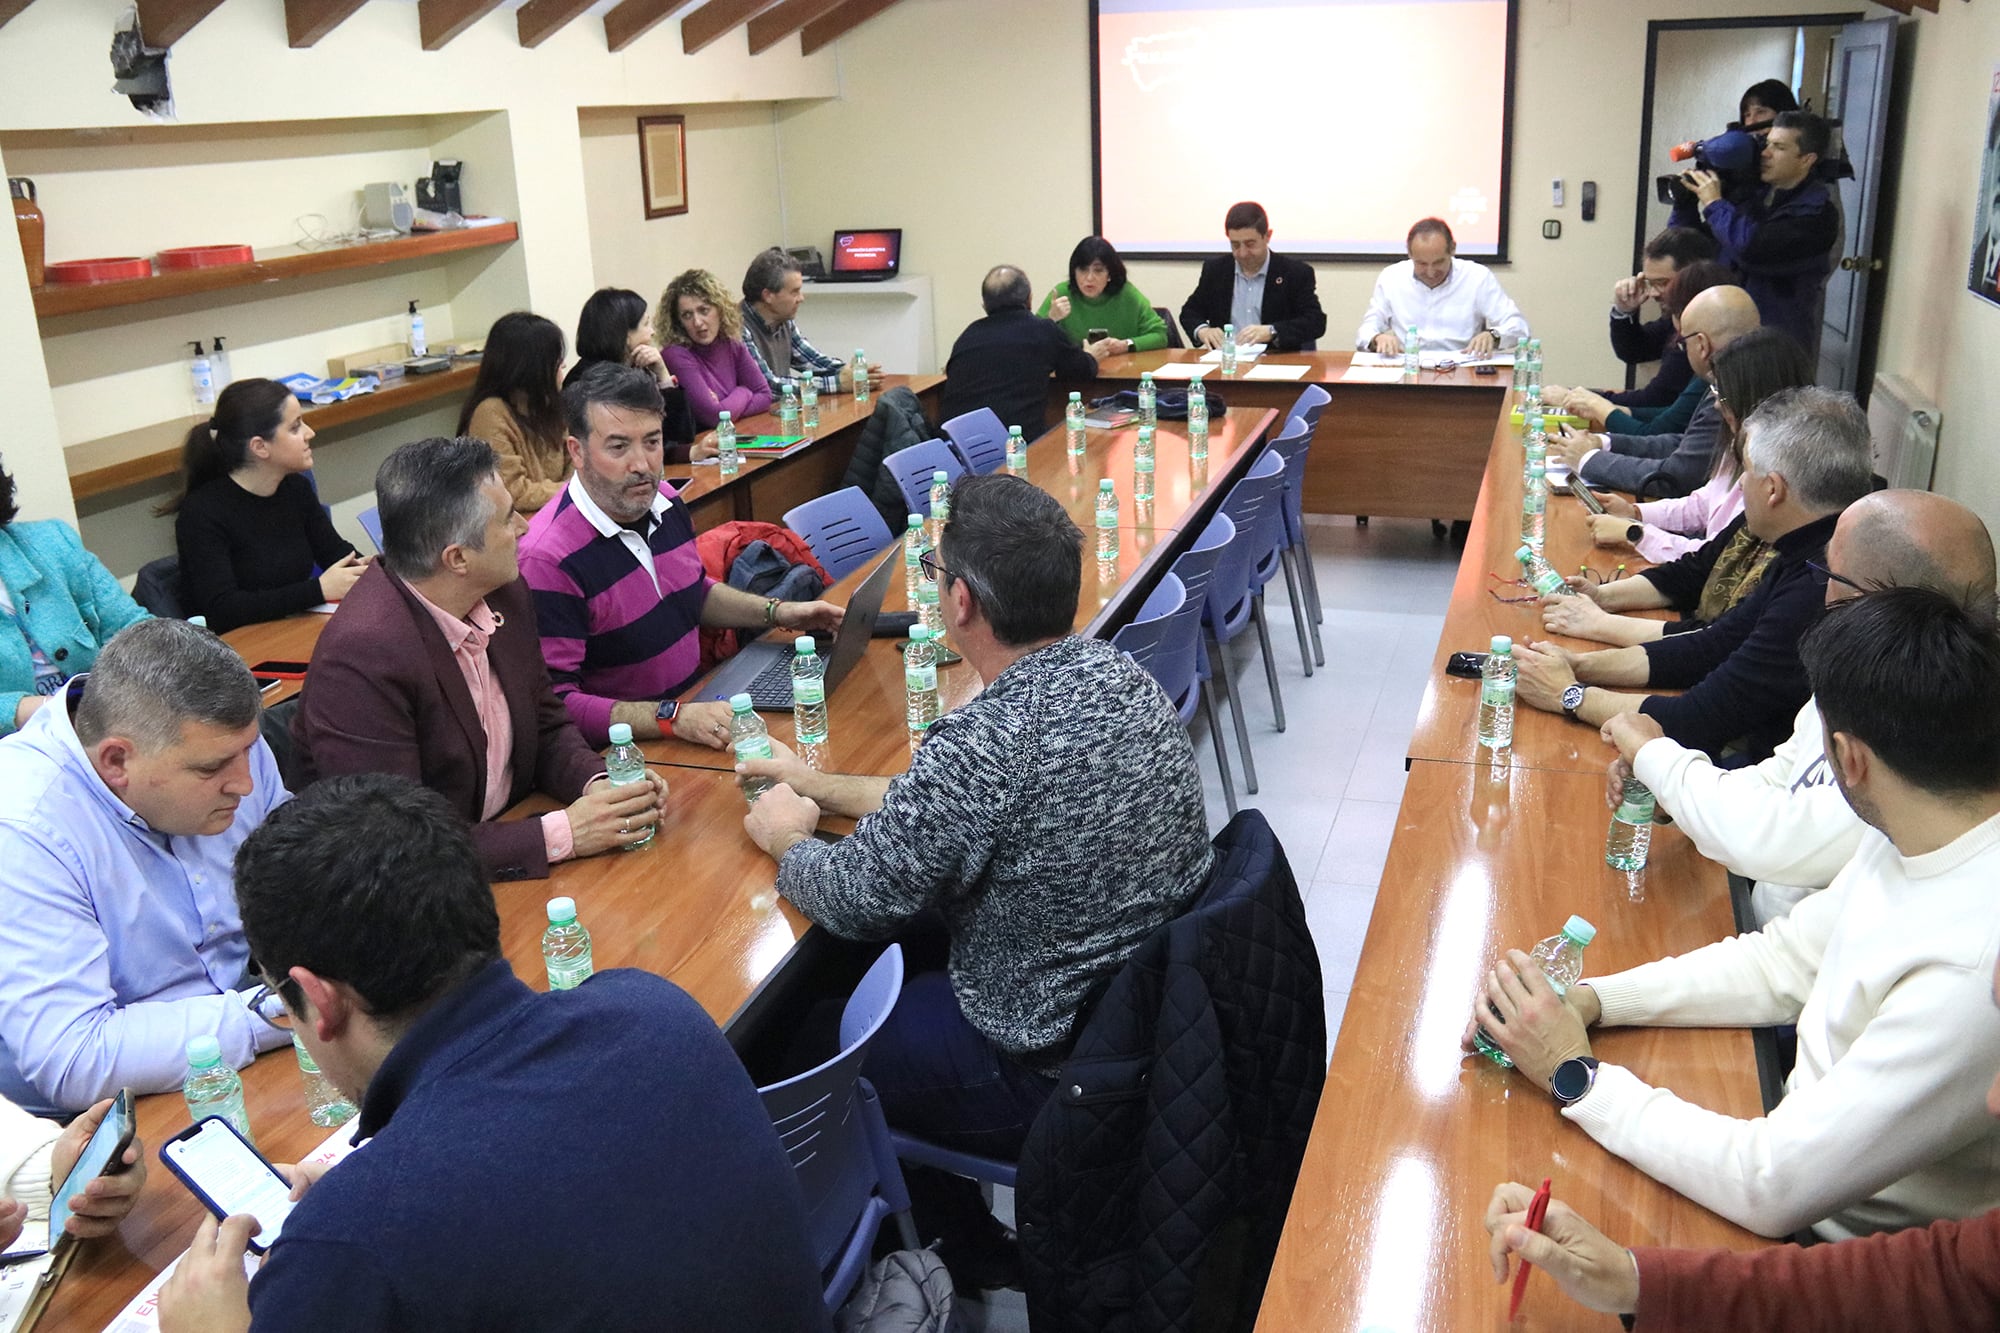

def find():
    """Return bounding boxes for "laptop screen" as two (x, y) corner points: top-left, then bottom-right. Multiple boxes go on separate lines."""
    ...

(830, 230), (902, 276)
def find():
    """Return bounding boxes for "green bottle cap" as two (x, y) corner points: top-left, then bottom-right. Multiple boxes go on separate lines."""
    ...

(1100, 479), (1114, 491)
(607, 723), (633, 745)
(728, 693), (754, 713)
(794, 636), (815, 655)
(908, 625), (928, 642)
(1562, 915), (1597, 946)
(1490, 635), (1512, 654)
(1514, 545), (1535, 563)
(908, 513), (923, 528)
(186, 1036), (221, 1067)
(932, 470), (949, 482)
(547, 897), (577, 924)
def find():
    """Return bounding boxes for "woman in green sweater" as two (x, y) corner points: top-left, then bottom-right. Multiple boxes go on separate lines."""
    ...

(1036, 237), (1168, 354)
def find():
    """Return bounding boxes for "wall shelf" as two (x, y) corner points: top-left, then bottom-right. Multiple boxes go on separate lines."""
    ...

(32, 223), (519, 319)
(66, 364), (479, 501)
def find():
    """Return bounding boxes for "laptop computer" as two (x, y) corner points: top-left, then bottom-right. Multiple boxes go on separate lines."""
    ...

(696, 551), (897, 711)
(813, 229), (902, 283)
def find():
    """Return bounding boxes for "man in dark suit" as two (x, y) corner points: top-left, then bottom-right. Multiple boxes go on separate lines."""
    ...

(292, 436), (664, 881)
(941, 265), (1104, 437)
(1178, 201), (1327, 352)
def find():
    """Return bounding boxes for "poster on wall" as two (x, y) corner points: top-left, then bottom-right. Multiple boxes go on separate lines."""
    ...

(1971, 64), (2000, 306)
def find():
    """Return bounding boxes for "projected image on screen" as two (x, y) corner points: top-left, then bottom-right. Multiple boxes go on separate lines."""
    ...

(1094, 0), (1514, 259)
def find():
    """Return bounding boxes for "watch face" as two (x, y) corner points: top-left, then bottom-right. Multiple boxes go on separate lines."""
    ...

(1552, 1057), (1595, 1104)
(1562, 684), (1585, 712)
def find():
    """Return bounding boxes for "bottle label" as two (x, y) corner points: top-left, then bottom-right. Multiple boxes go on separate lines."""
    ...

(1616, 794), (1657, 824)
(1096, 510), (1117, 528)
(1480, 680), (1515, 706)
(547, 957), (593, 991)
(793, 679), (824, 705)
(1136, 455), (1154, 473)
(1531, 569), (1566, 596)
(733, 737), (773, 763)
(905, 663), (937, 692)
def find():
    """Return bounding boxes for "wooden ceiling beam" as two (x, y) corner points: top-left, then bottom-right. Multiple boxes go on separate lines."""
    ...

(133, 0), (227, 47)
(284, 0), (369, 48)
(416, 0), (507, 50)
(0, 0), (38, 34)
(680, 0), (779, 55)
(603, 0), (697, 52)
(746, 0), (844, 54)
(516, 0), (597, 47)
(800, 0), (900, 56)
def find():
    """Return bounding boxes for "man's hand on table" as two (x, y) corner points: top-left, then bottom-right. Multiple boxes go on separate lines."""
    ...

(775, 600), (844, 635)
(690, 432), (720, 462)
(1462, 948), (1596, 1087)
(1238, 324), (1275, 347)
(1370, 330), (1404, 357)
(158, 1213), (256, 1333)
(1587, 514), (1637, 549)
(672, 700), (734, 750)
(48, 1096), (146, 1239)
(1484, 1183), (1642, 1315)
(744, 782), (820, 859)
(1510, 641), (1581, 713)
(1600, 712), (1665, 766)
(737, 736), (814, 802)
(568, 776), (665, 857)
(1466, 330), (1498, 357)
(1540, 590), (1620, 642)
(1196, 326), (1226, 351)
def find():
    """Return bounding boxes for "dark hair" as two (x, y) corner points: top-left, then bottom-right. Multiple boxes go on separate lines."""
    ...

(938, 474), (1081, 645)
(1773, 110), (1831, 161)
(1660, 258), (1734, 322)
(743, 247), (801, 304)
(1223, 201), (1269, 235)
(374, 436), (501, 580)
(160, 377), (293, 515)
(0, 462), (16, 528)
(1705, 327), (1813, 480)
(1740, 79), (1799, 124)
(1642, 226), (1719, 269)
(1802, 587), (2000, 796)
(1408, 217), (1455, 250)
(455, 311), (565, 443)
(980, 265), (1032, 316)
(1065, 237), (1128, 297)
(235, 774), (502, 1022)
(573, 288), (649, 367)
(562, 361), (666, 442)
(74, 618), (260, 750)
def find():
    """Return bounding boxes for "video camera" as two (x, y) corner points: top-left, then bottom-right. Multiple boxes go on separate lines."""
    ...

(1655, 120), (1854, 209)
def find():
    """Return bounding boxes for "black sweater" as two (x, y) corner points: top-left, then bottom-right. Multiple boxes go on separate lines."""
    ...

(942, 308), (1099, 438)
(176, 474), (356, 632)
(1604, 311), (1694, 410)
(1636, 512), (1838, 763)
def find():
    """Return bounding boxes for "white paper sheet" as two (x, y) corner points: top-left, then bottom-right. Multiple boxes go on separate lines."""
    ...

(1339, 365), (1410, 384)
(0, 1253), (56, 1333)
(1196, 344), (1267, 363)
(1240, 364), (1310, 381)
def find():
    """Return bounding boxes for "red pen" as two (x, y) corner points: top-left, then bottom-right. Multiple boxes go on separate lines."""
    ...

(1508, 1176), (1554, 1321)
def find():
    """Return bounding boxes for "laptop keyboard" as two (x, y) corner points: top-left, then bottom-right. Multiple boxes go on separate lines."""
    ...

(744, 652), (797, 709)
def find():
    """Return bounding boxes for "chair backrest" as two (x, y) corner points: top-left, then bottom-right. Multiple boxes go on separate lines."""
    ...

(761, 944), (909, 1310)
(1155, 307), (1186, 350)
(357, 506), (385, 554)
(1264, 418), (1315, 537)
(132, 555), (184, 618)
(1291, 383), (1330, 433)
(1172, 510), (1233, 624)
(941, 408), (1009, 476)
(883, 438), (965, 521)
(1112, 573), (1202, 721)
(783, 487), (897, 584)
(1110, 573), (1185, 665)
(1222, 449), (1290, 565)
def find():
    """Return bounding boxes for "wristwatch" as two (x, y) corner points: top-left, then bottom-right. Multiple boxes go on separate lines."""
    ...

(1625, 522), (1644, 544)
(1561, 683), (1585, 719)
(655, 700), (680, 727)
(1550, 1055), (1600, 1107)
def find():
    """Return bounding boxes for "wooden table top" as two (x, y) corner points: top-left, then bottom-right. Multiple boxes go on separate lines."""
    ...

(1095, 347), (1506, 393)
(1254, 760), (1767, 1333)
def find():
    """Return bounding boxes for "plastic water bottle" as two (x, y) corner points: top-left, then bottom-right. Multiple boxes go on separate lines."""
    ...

(1473, 916), (1596, 1067)
(1006, 425), (1028, 473)
(903, 513), (926, 600)
(1524, 414), (1548, 481)
(1525, 337), (1544, 396)
(1521, 464), (1548, 552)
(604, 722), (654, 850)
(852, 349), (869, 402)
(1606, 776), (1656, 871)
(1516, 544), (1572, 598)
(1095, 479), (1119, 561)
(407, 299), (427, 357)
(904, 625), (939, 739)
(1220, 323), (1238, 375)
(542, 897), (593, 990)
(1134, 424), (1155, 502)
(927, 470), (951, 550)
(1511, 344), (1528, 401)
(1523, 382), (1544, 423)
(729, 694), (774, 803)
(1402, 324), (1421, 376)
(1065, 391), (1086, 457)
(716, 410), (738, 476)
(188, 341), (216, 409)
(791, 636), (828, 749)
(801, 379), (819, 430)
(916, 571), (943, 642)
(292, 1035), (356, 1128)
(1137, 371), (1156, 428)
(778, 381), (798, 425)
(1187, 373), (1209, 457)
(1477, 635), (1516, 751)
(183, 1036), (251, 1142)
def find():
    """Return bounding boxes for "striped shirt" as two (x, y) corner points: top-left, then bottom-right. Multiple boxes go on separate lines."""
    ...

(740, 300), (845, 395)
(519, 476), (712, 747)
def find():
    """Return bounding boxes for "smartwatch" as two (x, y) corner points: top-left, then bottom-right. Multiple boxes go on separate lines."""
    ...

(655, 700), (680, 728)
(1550, 1055), (1600, 1107)
(1560, 683), (1585, 719)
(1625, 522), (1644, 544)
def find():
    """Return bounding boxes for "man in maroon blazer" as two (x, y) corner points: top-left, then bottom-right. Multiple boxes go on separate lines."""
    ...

(292, 436), (665, 880)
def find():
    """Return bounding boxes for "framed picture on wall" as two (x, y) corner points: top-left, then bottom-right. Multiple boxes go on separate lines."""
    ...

(1970, 65), (2000, 307)
(639, 114), (688, 220)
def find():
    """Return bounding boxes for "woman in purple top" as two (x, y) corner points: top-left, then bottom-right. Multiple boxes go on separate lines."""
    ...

(658, 269), (774, 430)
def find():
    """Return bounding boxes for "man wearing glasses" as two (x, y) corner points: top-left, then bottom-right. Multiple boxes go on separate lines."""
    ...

(735, 473), (1213, 1289)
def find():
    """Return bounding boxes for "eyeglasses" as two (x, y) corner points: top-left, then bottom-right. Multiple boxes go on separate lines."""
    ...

(246, 980), (295, 1031)
(918, 548), (956, 586)
(1807, 560), (1868, 595)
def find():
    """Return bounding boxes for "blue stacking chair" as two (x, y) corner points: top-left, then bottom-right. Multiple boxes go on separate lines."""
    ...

(784, 487), (896, 584)
(1113, 573), (1237, 817)
(1174, 512), (1264, 796)
(883, 439), (966, 522)
(759, 944), (920, 1312)
(1291, 383), (1330, 433)
(1204, 452), (1291, 791)
(357, 506), (384, 554)
(1263, 417), (1325, 667)
(941, 408), (1009, 476)
(1236, 447), (1315, 679)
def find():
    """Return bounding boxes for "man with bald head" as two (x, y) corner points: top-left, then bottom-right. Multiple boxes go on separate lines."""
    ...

(1557, 285), (1763, 497)
(941, 265), (1104, 437)
(1602, 489), (1999, 922)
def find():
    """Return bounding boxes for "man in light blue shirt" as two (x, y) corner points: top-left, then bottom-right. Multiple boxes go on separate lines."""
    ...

(0, 619), (291, 1115)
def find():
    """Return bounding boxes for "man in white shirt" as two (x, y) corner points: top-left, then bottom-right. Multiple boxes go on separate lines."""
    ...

(1356, 218), (1529, 357)
(1471, 586), (2000, 1242)
(1600, 489), (1998, 924)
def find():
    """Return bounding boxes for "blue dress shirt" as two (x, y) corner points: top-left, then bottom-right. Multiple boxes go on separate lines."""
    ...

(1231, 259), (1269, 336)
(0, 677), (291, 1114)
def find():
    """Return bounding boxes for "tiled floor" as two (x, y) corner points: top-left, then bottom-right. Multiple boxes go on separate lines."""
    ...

(964, 515), (1461, 1332)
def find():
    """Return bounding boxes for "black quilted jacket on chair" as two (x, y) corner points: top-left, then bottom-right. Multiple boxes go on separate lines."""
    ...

(1014, 809), (1327, 1333)
(840, 386), (937, 533)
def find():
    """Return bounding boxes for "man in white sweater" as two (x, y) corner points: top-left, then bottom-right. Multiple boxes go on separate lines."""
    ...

(1600, 490), (1998, 924)
(0, 1094), (145, 1252)
(1470, 586), (2000, 1241)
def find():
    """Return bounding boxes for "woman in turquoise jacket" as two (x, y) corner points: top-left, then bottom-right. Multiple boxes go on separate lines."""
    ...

(0, 463), (149, 735)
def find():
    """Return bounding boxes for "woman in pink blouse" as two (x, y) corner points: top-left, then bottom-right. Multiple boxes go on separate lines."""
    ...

(658, 269), (774, 430)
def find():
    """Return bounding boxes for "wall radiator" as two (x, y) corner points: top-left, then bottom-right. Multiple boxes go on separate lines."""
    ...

(1867, 374), (1941, 491)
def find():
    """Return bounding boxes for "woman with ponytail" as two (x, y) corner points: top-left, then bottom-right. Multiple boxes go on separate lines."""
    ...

(168, 378), (365, 632)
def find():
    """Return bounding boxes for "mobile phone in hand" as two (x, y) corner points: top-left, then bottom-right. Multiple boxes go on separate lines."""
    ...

(160, 1118), (298, 1254)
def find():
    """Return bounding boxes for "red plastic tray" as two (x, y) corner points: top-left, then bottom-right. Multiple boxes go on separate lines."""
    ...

(43, 257), (153, 284)
(156, 244), (254, 270)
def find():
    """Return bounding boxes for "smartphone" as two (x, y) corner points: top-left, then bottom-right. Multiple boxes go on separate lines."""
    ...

(1086, 327), (1111, 343)
(1474, 365), (1499, 376)
(1568, 476), (1608, 515)
(3, 1090), (136, 1261)
(1446, 651), (1489, 679)
(248, 660), (309, 681)
(160, 1118), (298, 1254)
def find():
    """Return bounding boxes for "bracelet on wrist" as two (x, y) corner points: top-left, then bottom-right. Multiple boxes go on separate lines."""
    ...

(764, 598), (780, 627)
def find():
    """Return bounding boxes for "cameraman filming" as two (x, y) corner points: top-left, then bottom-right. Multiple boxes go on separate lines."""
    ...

(1673, 110), (1839, 357)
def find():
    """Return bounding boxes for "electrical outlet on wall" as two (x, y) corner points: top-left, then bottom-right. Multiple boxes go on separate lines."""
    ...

(1551, 178), (1565, 208)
